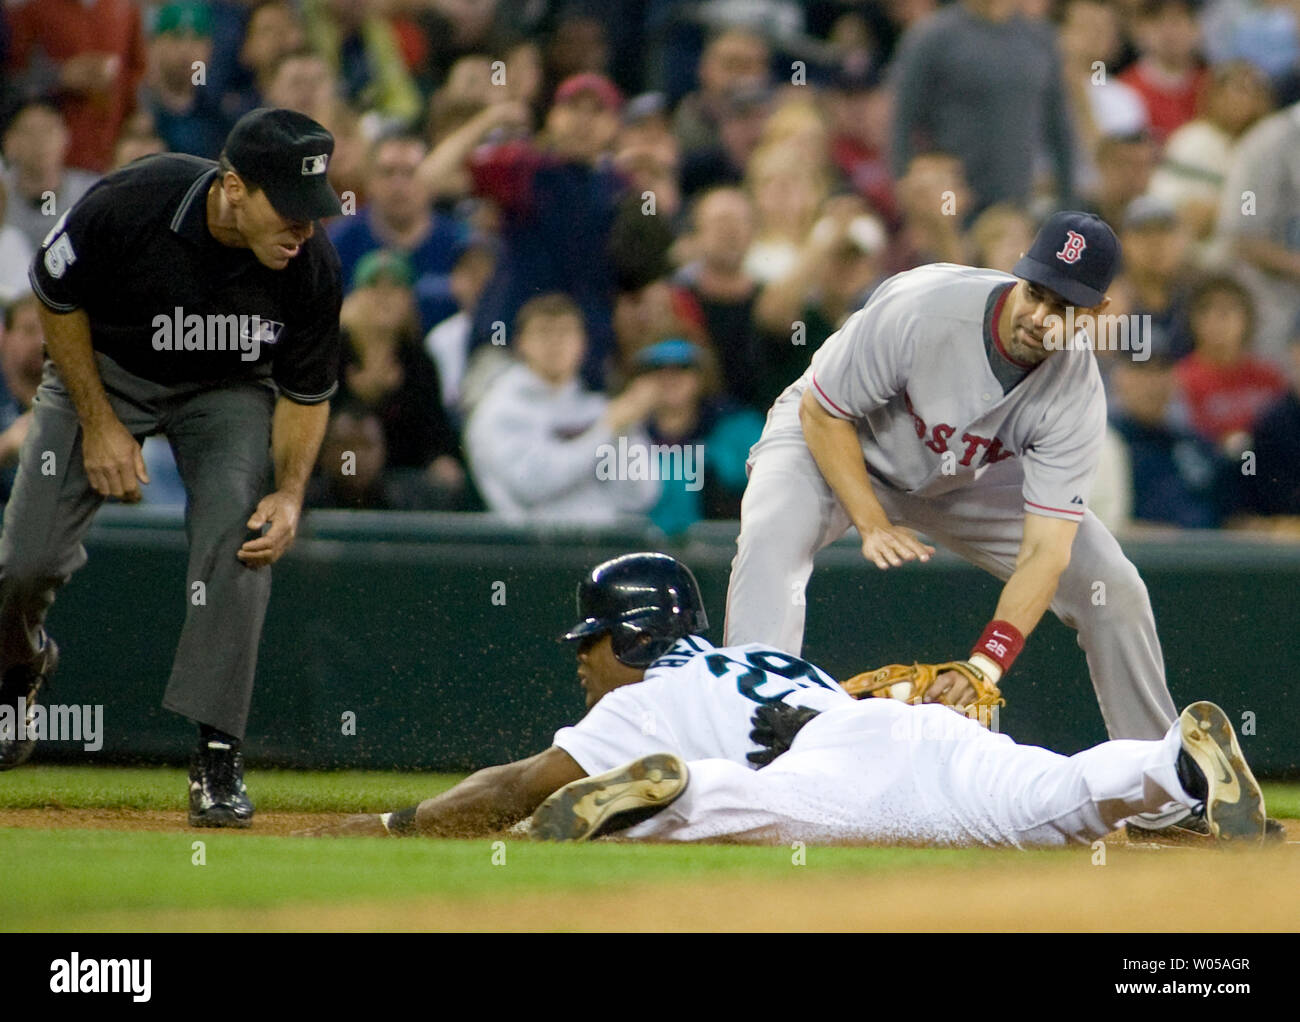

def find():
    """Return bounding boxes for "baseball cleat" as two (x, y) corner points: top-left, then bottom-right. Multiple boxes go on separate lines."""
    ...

(1176, 701), (1265, 846)
(1125, 814), (1286, 846)
(189, 739), (255, 828)
(0, 637), (60, 771)
(530, 753), (688, 842)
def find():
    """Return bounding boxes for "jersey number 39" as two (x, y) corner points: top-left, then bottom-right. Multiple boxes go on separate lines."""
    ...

(704, 651), (838, 705)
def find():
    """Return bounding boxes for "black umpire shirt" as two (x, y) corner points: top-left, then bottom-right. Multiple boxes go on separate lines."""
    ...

(28, 153), (342, 403)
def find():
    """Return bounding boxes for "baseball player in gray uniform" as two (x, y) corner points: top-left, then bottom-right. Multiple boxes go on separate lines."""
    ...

(724, 211), (1248, 841)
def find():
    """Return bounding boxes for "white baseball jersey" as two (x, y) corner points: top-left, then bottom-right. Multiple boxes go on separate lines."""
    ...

(549, 634), (1195, 848)
(552, 635), (853, 777)
(760, 263), (1107, 522)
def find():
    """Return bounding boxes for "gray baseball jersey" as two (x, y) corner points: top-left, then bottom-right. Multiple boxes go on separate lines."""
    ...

(765, 262), (1107, 521)
(726, 261), (1179, 751)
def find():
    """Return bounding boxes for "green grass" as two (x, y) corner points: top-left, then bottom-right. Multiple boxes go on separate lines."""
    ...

(0, 828), (1035, 930)
(1, 767), (1296, 930)
(0, 765), (463, 812)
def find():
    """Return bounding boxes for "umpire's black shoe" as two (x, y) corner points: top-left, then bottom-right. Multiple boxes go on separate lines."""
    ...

(530, 753), (688, 841)
(189, 738), (254, 828)
(0, 638), (60, 771)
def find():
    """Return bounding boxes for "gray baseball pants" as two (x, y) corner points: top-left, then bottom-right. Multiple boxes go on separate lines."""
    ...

(0, 355), (275, 738)
(724, 433), (1178, 743)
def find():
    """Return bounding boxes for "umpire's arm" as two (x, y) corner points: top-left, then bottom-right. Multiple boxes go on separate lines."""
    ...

(235, 395), (329, 567)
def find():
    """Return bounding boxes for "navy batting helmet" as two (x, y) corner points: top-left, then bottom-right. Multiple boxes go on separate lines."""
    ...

(560, 553), (709, 667)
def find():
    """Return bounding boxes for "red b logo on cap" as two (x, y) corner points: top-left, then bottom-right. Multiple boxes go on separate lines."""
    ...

(1056, 230), (1086, 264)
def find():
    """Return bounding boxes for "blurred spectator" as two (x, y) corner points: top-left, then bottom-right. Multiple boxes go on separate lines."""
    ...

(4, 0), (146, 172)
(611, 274), (709, 386)
(968, 203), (1036, 274)
(673, 28), (771, 157)
(0, 179), (34, 302)
(0, 100), (99, 252)
(1081, 131), (1157, 231)
(615, 92), (683, 223)
(110, 128), (167, 171)
(1148, 61), (1272, 250)
(328, 131), (469, 334)
(1202, 0), (1300, 87)
(140, 2), (231, 160)
(301, 0), (421, 127)
(743, 140), (830, 284)
(461, 73), (629, 388)
(1056, 0), (1149, 192)
(826, 62), (897, 226)
(1175, 275), (1287, 451)
(307, 405), (392, 509)
(1241, 325), (1300, 515)
(678, 82), (771, 198)
(220, 0), (307, 122)
(1118, 0), (1208, 144)
(1211, 97), (1300, 363)
(336, 250), (468, 500)
(632, 339), (764, 536)
(0, 293), (43, 501)
(405, 0), (522, 95)
(263, 48), (337, 127)
(1117, 195), (1196, 360)
(464, 293), (662, 523)
(888, 151), (974, 272)
(674, 187), (763, 409)
(424, 238), (497, 424)
(1110, 355), (1239, 527)
(544, 10), (612, 99)
(890, 0), (1075, 211)
(755, 196), (888, 404)
(420, 90), (531, 200)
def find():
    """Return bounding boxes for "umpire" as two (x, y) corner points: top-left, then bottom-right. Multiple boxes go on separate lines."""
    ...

(0, 108), (343, 827)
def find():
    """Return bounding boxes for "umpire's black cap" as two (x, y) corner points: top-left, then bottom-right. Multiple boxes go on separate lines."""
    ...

(1013, 211), (1121, 308)
(223, 108), (342, 222)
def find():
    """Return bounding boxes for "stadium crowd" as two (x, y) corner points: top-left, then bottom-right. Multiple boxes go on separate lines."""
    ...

(1, 0), (1299, 536)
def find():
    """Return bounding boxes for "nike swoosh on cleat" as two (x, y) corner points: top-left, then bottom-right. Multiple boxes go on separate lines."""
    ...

(1200, 741), (1240, 802)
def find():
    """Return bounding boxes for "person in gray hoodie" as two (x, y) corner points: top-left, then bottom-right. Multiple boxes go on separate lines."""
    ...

(465, 293), (662, 523)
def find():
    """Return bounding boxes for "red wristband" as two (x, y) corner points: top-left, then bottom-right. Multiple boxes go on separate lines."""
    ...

(971, 620), (1025, 675)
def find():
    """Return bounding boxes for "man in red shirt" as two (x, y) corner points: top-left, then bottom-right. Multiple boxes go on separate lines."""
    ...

(4, 0), (147, 172)
(1119, 0), (1208, 144)
(1175, 275), (1287, 451)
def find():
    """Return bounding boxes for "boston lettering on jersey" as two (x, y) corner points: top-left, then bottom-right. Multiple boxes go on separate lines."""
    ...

(904, 392), (1017, 468)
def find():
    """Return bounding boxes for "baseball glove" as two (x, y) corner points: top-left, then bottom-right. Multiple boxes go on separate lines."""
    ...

(840, 660), (1004, 726)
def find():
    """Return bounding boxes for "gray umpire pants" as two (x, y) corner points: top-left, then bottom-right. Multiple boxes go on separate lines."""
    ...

(0, 354), (275, 738)
(725, 433), (1178, 743)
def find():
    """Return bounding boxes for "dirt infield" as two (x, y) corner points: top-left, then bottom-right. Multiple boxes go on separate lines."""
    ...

(0, 807), (346, 836)
(41, 846), (1300, 932)
(3, 809), (1297, 931)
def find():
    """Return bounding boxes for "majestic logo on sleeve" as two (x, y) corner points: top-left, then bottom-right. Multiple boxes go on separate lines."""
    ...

(301, 154), (328, 175)
(1055, 231), (1087, 264)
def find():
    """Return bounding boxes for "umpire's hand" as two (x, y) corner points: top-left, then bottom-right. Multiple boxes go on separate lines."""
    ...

(237, 491), (301, 568)
(82, 415), (150, 502)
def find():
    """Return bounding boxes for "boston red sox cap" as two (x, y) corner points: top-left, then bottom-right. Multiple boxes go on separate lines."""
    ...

(1012, 211), (1120, 308)
(222, 107), (342, 223)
